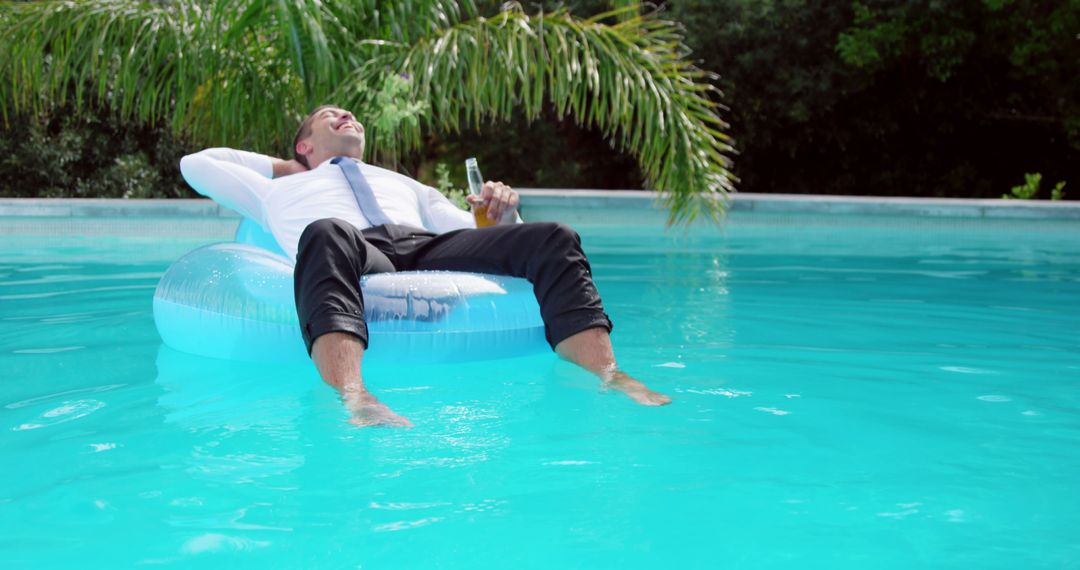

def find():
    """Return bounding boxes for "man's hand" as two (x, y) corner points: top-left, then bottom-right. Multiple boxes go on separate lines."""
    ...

(466, 180), (520, 224)
(272, 158), (309, 178)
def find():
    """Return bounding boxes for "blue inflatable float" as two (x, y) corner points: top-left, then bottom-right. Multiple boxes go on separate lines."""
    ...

(153, 220), (546, 363)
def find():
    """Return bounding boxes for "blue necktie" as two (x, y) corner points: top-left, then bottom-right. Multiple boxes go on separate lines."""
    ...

(331, 156), (392, 227)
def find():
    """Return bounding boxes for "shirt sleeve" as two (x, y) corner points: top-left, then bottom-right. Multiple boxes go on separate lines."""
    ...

(420, 184), (477, 233)
(179, 148), (274, 224)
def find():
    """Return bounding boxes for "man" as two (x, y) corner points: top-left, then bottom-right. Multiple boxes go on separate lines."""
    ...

(180, 105), (670, 427)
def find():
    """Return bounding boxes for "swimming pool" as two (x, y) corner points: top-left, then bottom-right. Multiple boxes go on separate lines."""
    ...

(1, 211), (1078, 568)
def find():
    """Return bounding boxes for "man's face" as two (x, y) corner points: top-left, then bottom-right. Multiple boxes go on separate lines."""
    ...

(297, 107), (366, 162)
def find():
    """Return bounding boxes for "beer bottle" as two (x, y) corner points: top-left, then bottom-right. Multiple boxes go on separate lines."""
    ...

(466, 157), (497, 228)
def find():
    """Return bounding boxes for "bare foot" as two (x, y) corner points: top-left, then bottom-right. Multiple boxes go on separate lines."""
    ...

(604, 370), (672, 406)
(346, 392), (413, 427)
(554, 328), (671, 406)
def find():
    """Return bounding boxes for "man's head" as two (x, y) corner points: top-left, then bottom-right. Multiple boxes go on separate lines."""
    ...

(292, 105), (366, 168)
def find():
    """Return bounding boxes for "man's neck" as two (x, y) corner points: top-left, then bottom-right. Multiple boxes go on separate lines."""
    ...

(308, 151), (363, 169)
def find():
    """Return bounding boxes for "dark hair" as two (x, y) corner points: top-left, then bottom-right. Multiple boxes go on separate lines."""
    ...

(292, 104), (337, 168)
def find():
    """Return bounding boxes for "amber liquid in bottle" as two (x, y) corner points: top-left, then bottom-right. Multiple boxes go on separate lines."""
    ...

(472, 204), (496, 228)
(466, 157), (497, 228)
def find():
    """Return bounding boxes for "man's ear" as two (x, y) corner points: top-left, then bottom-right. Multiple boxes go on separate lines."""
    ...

(295, 139), (313, 159)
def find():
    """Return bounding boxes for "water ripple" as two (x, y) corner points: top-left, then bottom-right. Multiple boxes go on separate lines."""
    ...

(2, 310), (144, 324)
(5, 384), (125, 409)
(0, 284), (155, 301)
(680, 388), (752, 398)
(12, 346), (85, 355)
(11, 399), (106, 431)
(754, 406), (791, 416)
(370, 501), (452, 511)
(941, 366), (1000, 375)
(180, 533), (271, 555)
(0, 272), (162, 287)
(168, 506), (293, 532)
(372, 517), (444, 532)
(543, 460), (597, 466)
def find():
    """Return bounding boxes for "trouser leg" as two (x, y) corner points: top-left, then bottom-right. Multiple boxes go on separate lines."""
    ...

(401, 222), (613, 348)
(293, 218), (395, 353)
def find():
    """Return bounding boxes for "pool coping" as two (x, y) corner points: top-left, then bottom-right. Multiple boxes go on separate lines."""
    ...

(1, 191), (1078, 221)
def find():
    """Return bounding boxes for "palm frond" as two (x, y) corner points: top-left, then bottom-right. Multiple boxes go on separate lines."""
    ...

(0, 0), (330, 152)
(0, 0), (735, 222)
(1, 0), (190, 125)
(395, 4), (734, 223)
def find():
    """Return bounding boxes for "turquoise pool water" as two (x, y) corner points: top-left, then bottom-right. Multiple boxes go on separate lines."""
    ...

(1, 213), (1079, 568)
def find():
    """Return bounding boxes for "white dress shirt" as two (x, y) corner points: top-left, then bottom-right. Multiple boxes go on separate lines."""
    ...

(180, 148), (477, 263)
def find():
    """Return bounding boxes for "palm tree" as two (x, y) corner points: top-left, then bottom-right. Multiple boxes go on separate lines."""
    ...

(0, 0), (734, 223)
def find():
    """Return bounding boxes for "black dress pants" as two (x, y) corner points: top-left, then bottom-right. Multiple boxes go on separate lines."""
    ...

(293, 219), (613, 354)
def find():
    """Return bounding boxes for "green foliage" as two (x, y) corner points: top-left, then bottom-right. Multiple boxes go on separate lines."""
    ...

(1002, 172), (1068, 201)
(369, 72), (429, 167)
(1051, 182), (1066, 201)
(836, 1), (988, 83)
(836, 3), (908, 72)
(433, 162), (469, 208)
(1003, 172), (1041, 200)
(410, 105), (645, 192)
(390, 4), (734, 223)
(0, 109), (193, 198)
(2, 0), (1074, 205)
(668, 0), (1077, 199)
(0, 0), (734, 223)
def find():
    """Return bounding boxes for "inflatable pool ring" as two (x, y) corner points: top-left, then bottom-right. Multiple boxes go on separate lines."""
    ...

(153, 219), (546, 363)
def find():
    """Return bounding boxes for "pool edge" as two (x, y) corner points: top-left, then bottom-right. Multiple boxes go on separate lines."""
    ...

(1, 193), (1078, 223)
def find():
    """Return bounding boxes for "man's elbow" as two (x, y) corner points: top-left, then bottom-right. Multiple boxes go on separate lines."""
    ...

(178, 152), (213, 195)
(178, 153), (198, 180)
(178, 153), (196, 172)
(179, 148), (232, 170)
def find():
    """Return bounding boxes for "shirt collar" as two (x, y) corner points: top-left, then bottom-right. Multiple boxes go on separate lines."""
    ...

(316, 156), (365, 168)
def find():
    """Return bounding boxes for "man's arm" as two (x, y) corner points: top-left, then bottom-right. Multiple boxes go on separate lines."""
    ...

(179, 148), (280, 223)
(423, 185), (478, 233)
(272, 158), (308, 178)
